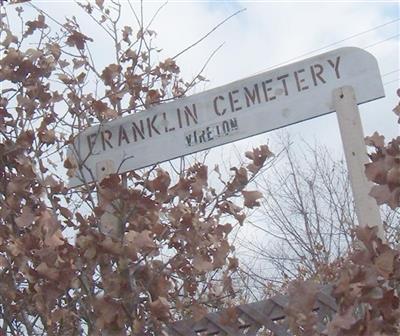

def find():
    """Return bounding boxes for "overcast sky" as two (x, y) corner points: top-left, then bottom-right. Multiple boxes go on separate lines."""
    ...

(11, 0), (398, 156)
(144, 0), (399, 152)
(123, 0), (399, 260)
(6, 0), (398, 281)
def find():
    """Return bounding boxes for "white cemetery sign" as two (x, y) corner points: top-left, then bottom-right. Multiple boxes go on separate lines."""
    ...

(68, 47), (384, 188)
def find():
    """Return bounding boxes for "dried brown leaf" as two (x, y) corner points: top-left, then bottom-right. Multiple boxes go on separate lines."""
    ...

(36, 262), (59, 280)
(125, 230), (156, 252)
(24, 14), (47, 37)
(101, 64), (122, 86)
(375, 249), (396, 278)
(122, 26), (133, 43)
(190, 303), (208, 321)
(66, 30), (93, 50)
(370, 184), (399, 209)
(15, 206), (35, 228)
(45, 229), (65, 248)
(192, 254), (213, 273)
(213, 240), (230, 268)
(149, 297), (170, 321)
(38, 128), (56, 144)
(365, 131), (385, 148)
(242, 190), (263, 208)
(95, 0), (105, 8)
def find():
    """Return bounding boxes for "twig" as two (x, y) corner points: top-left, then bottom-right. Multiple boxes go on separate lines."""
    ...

(172, 8), (246, 60)
(145, 0), (168, 31)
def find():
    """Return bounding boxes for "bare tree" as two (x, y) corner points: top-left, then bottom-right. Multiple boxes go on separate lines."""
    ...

(236, 137), (399, 299)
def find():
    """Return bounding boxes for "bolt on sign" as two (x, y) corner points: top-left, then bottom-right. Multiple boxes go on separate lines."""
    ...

(68, 47), (384, 187)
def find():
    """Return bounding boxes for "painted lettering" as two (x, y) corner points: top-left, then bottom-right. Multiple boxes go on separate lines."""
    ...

(277, 74), (289, 96)
(177, 107), (183, 128)
(261, 79), (276, 101)
(213, 96), (226, 116)
(230, 118), (238, 130)
(118, 125), (130, 146)
(184, 118), (239, 147)
(206, 127), (213, 142)
(222, 120), (230, 134)
(310, 64), (326, 86)
(294, 69), (309, 92)
(183, 104), (198, 126)
(161, 112), (176, 133)
(185, 134), (192, 146)
(146, 115), (160, 138)
(328, 56), (341, 79)
(229, 90), (242, 112)
(162, 112), (168, 133)
(87, 133), (97, 153)
(198, 130), (206, 143)
(132, 120), (145, 142)
(244, 84), (261, 107)
(101, 130), (113, 151)
(215, 124), (221, 136)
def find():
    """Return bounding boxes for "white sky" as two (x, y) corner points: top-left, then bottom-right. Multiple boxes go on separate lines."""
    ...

(5, 1), (399, 254)
(125, 0), (399, 267)
(143, 0), (399, 152)
(13, 0), (398, 155)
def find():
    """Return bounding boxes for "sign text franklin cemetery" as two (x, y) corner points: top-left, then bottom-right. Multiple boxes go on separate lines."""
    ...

(69, 47), (384, 187)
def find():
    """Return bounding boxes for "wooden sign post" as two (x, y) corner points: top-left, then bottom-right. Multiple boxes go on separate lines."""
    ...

(96, 159), (122, 239)
(334, 86), (385, 240)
